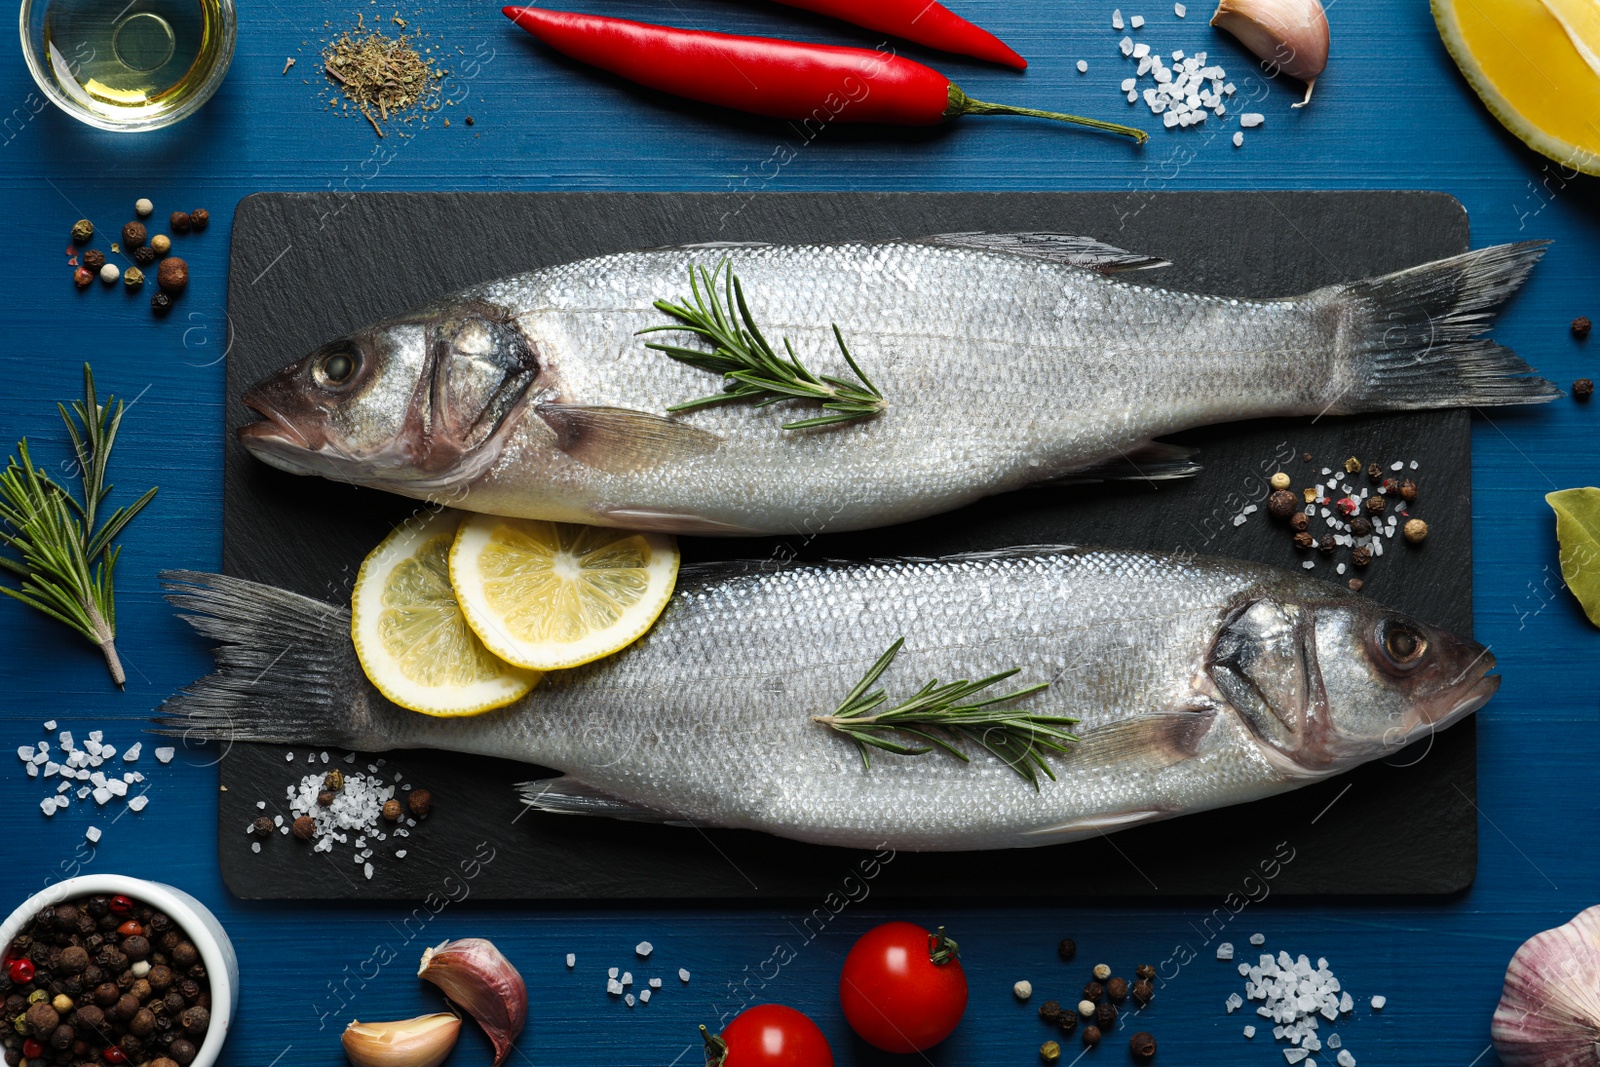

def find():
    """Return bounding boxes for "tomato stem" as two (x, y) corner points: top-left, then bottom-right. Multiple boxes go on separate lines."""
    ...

(928, 925), (961, 966)
(700, 1024), (729, 1067)
(945, 85), (1149, 144)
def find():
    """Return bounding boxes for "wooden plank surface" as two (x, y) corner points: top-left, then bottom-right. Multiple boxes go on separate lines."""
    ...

(0, 0), (1594, 1063)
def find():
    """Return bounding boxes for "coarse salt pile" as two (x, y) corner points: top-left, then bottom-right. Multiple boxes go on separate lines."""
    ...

(252, 757), (419, 879)
(16, 722), (166, 832)
(1301, 459), (1421, 576)
(1223, 938), (1381, 1066)
(584, 949), (688, 1008)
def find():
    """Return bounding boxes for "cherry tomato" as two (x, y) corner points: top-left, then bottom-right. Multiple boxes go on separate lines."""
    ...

(700, 1005), (834, 1067)
(7, 957), (35, 983)
(839, 922), (968, 1053)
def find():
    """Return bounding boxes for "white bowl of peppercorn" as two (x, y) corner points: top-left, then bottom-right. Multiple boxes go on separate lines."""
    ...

(0, 875), (237, 1067)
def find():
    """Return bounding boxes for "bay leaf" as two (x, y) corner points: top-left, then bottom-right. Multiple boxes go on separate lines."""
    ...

(1546, 487), (1600, 627)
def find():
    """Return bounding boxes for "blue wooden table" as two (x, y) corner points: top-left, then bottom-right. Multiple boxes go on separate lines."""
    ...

(2, 1), (1595, 1064)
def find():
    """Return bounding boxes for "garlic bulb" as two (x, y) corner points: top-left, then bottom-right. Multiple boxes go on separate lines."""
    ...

(342, 1013), (461, 1067)
(1210, 0), (1329, 107)
(419, 938), (528, 1067)
(1492, 904), (1600, 1066)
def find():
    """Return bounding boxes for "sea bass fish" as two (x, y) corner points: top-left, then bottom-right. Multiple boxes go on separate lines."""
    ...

(236, 235), (1557, 536)
(157, 548), (1496, 851)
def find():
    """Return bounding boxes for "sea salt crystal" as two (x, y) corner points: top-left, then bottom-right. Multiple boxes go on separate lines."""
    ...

(609, 967), (619, 979)
(285, 752), (295, 762)
(1077, 60), (1089, 72)
(1131, 14), (1145, 26)
(624, 993), (635, 1007)
(649, 977), (662, 989)
(1284, 1049), (1308, 1064)
(607, 978), (623, 995)
(1234, 131), (1244, 147)
(1113, 8), (1124, 28)
(40, 796), (57, 816)
(252, 842), (261, 854)
(1301, 561), (1315, 570)
(566, 954), (576, 968)
(364, 862), (374, 880)
(1327, 1034), (1341, 1049)
(92, 787), (112, 805)
(636, 941), (654, 958)
(679, 969), (691, 983)
(1122, 77), (1137, 92)
(1410, 460), (1419, 470)
(1233, 514), (1248, 527)
(1337, 1052), (1355, 1067)
(1227, 993), (1244, 1012)
(17, 745), (34, 762)
(640, 989), (651, 1004)
(155, 747), (175, 763)
(1218, 943), (1235, 960)
(42, 720), (55, 731)
(1120, 35), (1134, 55)
(123, 743), (141, 762)
(1244, 1026), (1256, 1039)
(1174, 2), (1186, 15)
(1369, 996), (1385, 1010)
(1241, 112), (1265, 127)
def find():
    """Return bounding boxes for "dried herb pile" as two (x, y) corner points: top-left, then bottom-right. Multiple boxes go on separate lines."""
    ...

(321, 14), (446, 136)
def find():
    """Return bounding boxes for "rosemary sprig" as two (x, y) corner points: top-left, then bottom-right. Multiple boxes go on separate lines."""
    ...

(639, 260), (886, 430)
(815, 638), (1079, 789)
(0, 365), (157, 688)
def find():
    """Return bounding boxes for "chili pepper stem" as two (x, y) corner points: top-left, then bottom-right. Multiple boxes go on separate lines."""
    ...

(946, 85), (1148, 143)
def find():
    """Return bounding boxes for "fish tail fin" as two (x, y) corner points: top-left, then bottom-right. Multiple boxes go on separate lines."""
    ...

(152, 570), (388, 751)
(1326, 241), (1561, 412)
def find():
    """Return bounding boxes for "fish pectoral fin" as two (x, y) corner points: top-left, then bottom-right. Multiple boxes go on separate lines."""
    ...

(921, 232), (1172, 273)
(1022, 809), (1168, 838)
(1037, 442), (1202, 486)
(516, 778), (685, 824)
(1068, 710), (1216, 769)
(598, 507), (766, 536)
(535, 402), (722, 475)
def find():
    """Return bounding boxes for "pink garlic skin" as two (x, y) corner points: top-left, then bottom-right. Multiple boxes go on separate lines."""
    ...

(1210, 0), (1329, 84)
(418, 938), (528, 1067)
(1491, 904), (1600, 1066)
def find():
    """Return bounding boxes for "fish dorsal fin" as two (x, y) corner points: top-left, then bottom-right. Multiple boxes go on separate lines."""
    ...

(516, 777), (687, 824)
(534, 402), (722, 475)
(921, 232), (1172, 273)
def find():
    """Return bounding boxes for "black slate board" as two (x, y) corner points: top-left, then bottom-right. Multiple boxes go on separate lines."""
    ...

(219, 191), (1479, 900)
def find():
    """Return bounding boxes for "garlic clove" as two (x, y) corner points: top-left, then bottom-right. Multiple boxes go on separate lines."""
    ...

(342, 1013), (462, 1067)
(1210, 0), (1329, 107)
(1492, 904), (1600, 1067)
(418, 938), (528, 1067)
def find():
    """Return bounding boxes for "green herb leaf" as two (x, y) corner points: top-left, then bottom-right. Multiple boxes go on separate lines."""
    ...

(815, 637), (1079, 788)
(0, 365), (157, 687)
(639, 261), (885, 431)
(1547, 488), (1600, 627)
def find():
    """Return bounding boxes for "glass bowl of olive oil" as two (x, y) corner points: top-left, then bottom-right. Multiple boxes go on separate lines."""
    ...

(20, 0), (235, 131)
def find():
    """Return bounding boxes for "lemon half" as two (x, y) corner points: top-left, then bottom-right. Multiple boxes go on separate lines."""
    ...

(450, 517), (679, 671)
(1434, 0), (1600, 175)
(351, 509), (540, 716)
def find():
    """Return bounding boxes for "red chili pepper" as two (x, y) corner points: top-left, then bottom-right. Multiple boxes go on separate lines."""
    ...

(769, 0), (1026, 68)
(7, 958), (35, 983)
(502, 8), (1145, 142)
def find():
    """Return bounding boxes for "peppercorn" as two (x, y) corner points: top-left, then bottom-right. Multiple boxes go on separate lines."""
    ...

(92, 984), (119, 1009)
(134, 198), (153, 218)
(382, 799), (402, 821)
(122, 266), (144, 289)
(79, 249), (105, 272)
(1290, 512), (1310, 533)
(1267, 489), (1297, 519)
(147, 965), (173, 992)
(1350, 516), (1373, 537)
(1318, 534), (1336, 553)
(1057, 938), (1076, 962)
(1366, 494), (1387, 514)
(156, 257), (187, 294)
(47, 996), (69, 1018)
(1343, 456), (1360, 474)
(1334, 496), (1359, 517)
(49, 1022), (73, 1051)
(1404, 519), (1429, 544)
(407, 789), (433, 818)
(251, 817), (273, 837)
(1076, 999), (1095, 1018)
(23, 1003), (57, 1038)
(121, 222), (146, 248)
(1091, 963), (1111, 981)
(1398, 478), (1418, 502)
(132, 244), (156, 267)
(70, 1003), (103, 1030)
(70, 219), (93, 243)
(465, 115), (474, 125)
(1134, 964), (1155, 981)
(317, 791), (336, 807)
(116, 921), (142, 939)
(152, 1059), (180, 1067)
(1081, 1025), (1101, 1047)
(1574, 315), (1592, 339)
(148, 234), (171, 256)
(1348, 578), (1364, 591)
(58, 949), (87, 977)
(1038, 1000), (1062, 1024)
(1105, 977), (1128, 1002)
(1266, 471), (1289, 491)
(1055, 1012), (1078, 1035)
(291, 815), (315, 841)
(1131, 978), (1154, 1006)
(1129, 1031), (1157, 1061)
(1351, 546), (1372, 567)
(188, 209), (209, 231)
(73, 267), (93, 288)
(1094, 1001), (1117, 1030)
(177, 978), (199, 1003)
(170, 943), (198, 970)
(179, 1006), (207, 1036)
(1039, 1039), (1060, 1064)
(151, 292), (172, 314)
(128, 1009), (155, 1038)
(162, 993), (184, 1016)
(1083, 982), (1103, 1002)
(1293, 531), (1315, 550)
(169, 212), (190, 233)
(169, 1037), (197, 1065)
(1302, 452), (1313, 462)
(1575, 378), (1594, 401)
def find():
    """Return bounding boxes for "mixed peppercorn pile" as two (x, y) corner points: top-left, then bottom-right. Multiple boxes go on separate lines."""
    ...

(1033, 939), (1158, 1062)
(1, 894), (211, 1067)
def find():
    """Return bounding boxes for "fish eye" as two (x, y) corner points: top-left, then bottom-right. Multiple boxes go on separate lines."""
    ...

(314, 346), (360, 388)
(1377, 619), (1428, 671)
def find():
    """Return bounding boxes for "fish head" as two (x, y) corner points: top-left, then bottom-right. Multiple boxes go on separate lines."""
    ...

(1207, 591), (1497, 776)
(238, 300), (541, 492)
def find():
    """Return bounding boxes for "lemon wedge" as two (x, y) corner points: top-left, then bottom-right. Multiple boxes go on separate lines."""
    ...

(351, 509), (540, 716)
(1434, 0), (1600, 174)
(449, 517), (679, 671)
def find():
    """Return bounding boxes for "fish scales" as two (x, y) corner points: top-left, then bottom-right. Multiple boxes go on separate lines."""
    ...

(158, 548), (1498, 851)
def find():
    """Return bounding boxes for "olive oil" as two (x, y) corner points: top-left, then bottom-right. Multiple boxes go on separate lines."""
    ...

(39, 0), (231, 126)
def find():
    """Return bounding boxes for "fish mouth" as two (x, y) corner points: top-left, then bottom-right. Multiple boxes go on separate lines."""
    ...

(238, 393), (311, 451)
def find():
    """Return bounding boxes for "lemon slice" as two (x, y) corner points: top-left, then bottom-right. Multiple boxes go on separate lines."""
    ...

(1434, 0), (1600, 175)
(351, 509), (539, 716)
(449, 517), (679, 671)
